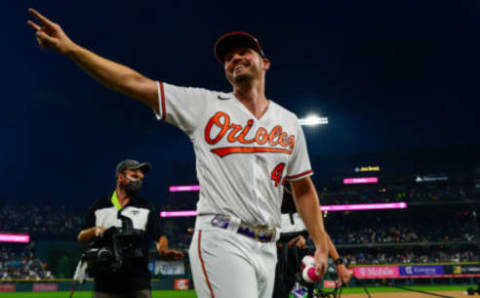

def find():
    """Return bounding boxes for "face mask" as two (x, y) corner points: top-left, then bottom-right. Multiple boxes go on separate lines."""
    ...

(124, 178), (143, 195)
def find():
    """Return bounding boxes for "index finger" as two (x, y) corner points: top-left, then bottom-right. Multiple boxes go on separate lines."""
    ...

(28, 8), (55, 27)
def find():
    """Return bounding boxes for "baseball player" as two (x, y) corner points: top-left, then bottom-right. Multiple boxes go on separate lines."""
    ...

(28, 8), (329, 298)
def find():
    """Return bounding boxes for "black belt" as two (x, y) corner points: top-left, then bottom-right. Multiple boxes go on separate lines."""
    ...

(210, 215), (276, 243)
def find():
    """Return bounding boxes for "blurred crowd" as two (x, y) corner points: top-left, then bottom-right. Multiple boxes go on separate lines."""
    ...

(330, 222), (477, 245)
(319, 183), (478, 205)
(0, 246), (53, 280)
(0, 203), (83, 240)
(160, 219), (480, 265)
(161, 182), (479, 213)
(0, 175), (477, 272)
(345, 249), (479, 265)
(1, 183), (476, 240)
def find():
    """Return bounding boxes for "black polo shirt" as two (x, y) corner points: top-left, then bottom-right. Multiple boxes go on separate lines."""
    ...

(82, 194), (163, 293)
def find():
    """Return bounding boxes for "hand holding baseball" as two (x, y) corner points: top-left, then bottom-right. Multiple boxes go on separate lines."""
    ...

(27, 8), (76, 55)
(301, 254), (324, 283)
(313, 248), (328, 278)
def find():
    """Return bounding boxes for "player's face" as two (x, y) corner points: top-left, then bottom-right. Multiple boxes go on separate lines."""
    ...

(224, 47), (267, 85)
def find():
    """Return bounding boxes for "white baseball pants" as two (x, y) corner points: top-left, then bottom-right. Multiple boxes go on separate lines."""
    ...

(189, 215), (277, 298)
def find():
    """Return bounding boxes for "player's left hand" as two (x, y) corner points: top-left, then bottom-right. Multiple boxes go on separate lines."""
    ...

(313, 248), (328, 278)
(27, 8), (76, 54)
(335, 264), (352, 287)
(158, 249), (185, 261)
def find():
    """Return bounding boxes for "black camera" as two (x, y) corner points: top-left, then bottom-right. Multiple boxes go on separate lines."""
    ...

(86, 213), (146, 277)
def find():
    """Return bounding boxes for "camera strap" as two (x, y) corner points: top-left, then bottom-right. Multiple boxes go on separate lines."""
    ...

(70, 254), (88, 298)
(111, 190), (122, 211)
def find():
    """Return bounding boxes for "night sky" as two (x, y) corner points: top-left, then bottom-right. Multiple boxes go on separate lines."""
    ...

(3, 0), (479, 205)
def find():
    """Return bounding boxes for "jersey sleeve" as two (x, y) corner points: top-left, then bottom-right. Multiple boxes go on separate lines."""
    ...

(285, 122), (313, 181)
(154, 81), (209, 135)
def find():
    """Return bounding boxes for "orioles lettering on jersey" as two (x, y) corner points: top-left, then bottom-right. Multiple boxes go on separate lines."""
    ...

(205, 111), (295, 157)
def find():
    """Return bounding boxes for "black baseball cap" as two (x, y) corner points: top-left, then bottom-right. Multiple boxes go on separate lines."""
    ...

(115, 159), (151, 176)
(214, 32), (266, 64)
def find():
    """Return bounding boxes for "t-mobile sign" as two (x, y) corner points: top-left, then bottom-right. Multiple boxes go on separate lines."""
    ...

(354, 266), (399, 279)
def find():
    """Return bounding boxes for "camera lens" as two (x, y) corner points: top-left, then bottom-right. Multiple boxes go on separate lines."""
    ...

(97, 247), (113, 263)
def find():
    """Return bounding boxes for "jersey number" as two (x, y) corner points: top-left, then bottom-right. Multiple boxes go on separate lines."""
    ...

(271, 163), (286, 187)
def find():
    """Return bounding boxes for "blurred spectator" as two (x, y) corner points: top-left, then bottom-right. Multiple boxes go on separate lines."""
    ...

(0, 203), (83, 239)
(345, 248), (479, 265)
(0, 246), (53, 280)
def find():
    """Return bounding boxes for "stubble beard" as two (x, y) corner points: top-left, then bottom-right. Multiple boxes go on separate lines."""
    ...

(227, 61), (262, 88)
(232, 64), (261, 86)
(233, 72), (254, 84)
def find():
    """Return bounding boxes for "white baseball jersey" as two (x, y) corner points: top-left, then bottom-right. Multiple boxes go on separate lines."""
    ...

(154, 82), (313, 228)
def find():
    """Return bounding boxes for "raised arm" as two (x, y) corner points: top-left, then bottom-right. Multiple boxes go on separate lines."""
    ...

(289, 177), (329, 278)
(27, 8), (158, 112)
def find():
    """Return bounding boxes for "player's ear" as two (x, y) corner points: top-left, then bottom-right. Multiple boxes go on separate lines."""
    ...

(262, 57), (271, 71)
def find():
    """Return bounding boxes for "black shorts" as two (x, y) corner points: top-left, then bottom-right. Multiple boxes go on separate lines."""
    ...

(94, 289), (152, 298)
(273, 244), (311, 298)
(95, 274), (151, 294)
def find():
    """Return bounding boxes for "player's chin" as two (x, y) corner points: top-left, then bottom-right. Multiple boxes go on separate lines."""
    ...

(233, 73), (254, 84)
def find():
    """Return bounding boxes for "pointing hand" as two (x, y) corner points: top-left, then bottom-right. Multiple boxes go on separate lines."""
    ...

(27, 8), (76, 55)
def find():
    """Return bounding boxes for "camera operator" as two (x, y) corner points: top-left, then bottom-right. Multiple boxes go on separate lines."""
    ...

(77, 159), (184, 298)
(273, 186), (351, 298)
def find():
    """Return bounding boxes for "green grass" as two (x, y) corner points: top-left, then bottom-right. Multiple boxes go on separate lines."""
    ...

(0, 290), (197, 297)
(0, 285), (471, 297)
(339, 284), (470, 294)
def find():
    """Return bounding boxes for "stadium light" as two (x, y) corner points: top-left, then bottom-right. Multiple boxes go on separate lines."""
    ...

(160, 202), (407, 217)
(299, 115), (328, 126)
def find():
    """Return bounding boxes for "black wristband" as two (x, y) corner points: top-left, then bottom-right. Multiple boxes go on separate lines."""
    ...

(334, 258), (344, 265)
